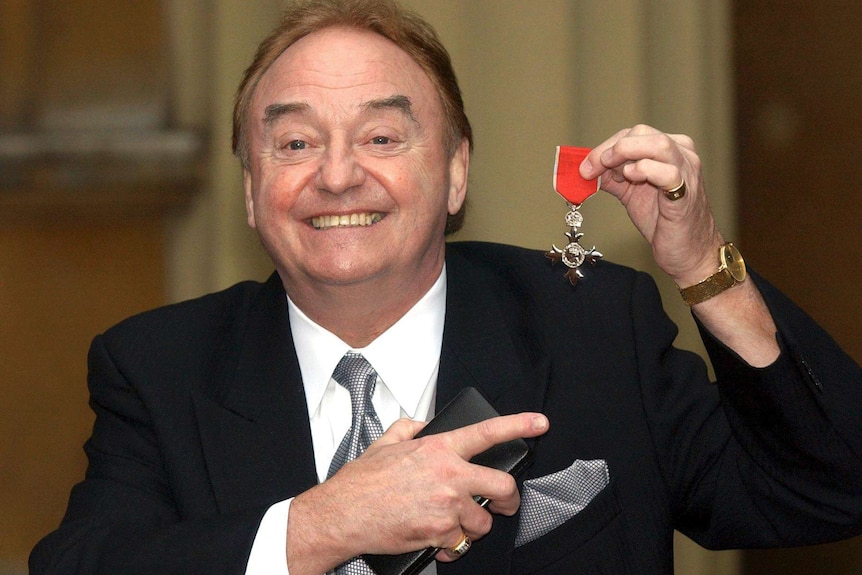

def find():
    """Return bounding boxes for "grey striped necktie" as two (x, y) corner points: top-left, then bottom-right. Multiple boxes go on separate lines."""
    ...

(327, 352), (384, 575)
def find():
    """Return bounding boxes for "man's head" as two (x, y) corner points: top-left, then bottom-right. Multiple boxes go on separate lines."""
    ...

(233, 0), (471, 234)
(237, 1), (471, 321)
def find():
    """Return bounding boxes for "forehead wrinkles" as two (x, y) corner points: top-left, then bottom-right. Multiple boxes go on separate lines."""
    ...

(262, 94), (419, 137)
(251, 29), (444, 139)
(255, 78), (435, 136)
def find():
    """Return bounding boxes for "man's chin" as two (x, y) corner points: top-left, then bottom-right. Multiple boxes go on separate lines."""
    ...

(297, 258), (387, 288)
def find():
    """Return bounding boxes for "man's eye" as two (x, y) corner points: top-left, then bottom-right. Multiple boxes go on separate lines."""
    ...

(370, 136), (391, 145)
(286, 140), (307, 151)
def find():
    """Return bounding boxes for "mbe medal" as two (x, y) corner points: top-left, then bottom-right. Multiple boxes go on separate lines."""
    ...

(545, 146), (603, 286)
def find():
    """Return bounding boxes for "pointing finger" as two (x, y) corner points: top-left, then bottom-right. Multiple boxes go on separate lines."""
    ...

(440, 412), (548, 461)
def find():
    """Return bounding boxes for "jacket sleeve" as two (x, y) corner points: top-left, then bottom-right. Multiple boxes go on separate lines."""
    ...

(643, 270), (862, 548)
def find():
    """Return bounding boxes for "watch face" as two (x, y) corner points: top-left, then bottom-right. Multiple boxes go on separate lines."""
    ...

(723, 243), (747, 282)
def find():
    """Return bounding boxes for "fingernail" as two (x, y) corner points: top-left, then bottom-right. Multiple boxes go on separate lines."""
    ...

(580, 158), (592, 176)
(532, 415), (548, 431)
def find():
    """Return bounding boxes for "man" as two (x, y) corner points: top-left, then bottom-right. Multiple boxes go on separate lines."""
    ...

(31, 0), (862, 574)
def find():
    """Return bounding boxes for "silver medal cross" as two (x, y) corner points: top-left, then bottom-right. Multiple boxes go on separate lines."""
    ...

(545, 203), (603, 286)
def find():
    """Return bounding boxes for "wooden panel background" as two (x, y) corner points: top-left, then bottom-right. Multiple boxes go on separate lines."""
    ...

(735, 1), (862, 572)
(735, 1), (862, 363)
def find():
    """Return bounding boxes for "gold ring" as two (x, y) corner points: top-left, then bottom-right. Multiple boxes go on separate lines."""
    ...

(448, 532), (472, 557)
(663, 179), (687, 201)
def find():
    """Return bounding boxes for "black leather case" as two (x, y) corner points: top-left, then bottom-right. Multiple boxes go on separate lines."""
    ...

(362, 387), (533, 575)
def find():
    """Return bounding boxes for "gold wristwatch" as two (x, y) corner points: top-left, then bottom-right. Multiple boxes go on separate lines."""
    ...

(679, 242), (746, 306)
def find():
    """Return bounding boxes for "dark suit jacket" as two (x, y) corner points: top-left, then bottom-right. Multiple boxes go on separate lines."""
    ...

(30, 241), (862, 574)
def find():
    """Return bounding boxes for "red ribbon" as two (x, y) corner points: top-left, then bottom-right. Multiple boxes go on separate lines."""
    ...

(553, 146), (598, 205)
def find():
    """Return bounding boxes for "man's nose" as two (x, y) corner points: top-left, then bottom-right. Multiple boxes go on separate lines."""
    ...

(316, 143), (366, 195)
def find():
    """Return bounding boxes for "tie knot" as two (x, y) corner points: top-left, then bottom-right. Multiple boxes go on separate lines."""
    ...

(333, 352), (377, 400)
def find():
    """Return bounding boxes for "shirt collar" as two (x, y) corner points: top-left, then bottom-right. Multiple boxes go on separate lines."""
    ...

(289, 268), (447, 420)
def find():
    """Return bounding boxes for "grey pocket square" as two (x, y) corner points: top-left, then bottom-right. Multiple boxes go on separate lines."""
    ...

(515, 459), (610, 547)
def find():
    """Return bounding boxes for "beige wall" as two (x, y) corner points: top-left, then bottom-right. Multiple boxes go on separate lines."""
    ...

(165, 2), (739, 572)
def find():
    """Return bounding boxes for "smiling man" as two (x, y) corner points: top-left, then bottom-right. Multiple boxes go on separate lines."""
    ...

(31, 1), (862, 575)
(242, 26), (469, 348)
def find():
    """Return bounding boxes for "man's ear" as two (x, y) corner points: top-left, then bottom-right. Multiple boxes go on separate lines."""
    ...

(447, 138), (470, 215)
(243, 169), (256, 229)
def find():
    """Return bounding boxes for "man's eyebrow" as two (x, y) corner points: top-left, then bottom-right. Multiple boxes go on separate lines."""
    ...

(263, 102), (310, 126)
(262, 96), (417, 127)
(361, 95), (417, 124)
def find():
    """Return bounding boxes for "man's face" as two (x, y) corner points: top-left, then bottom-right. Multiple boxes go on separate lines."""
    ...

(244, 27), (468, 299)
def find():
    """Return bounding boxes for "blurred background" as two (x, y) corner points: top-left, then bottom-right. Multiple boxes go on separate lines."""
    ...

(1, 1), (860, 574)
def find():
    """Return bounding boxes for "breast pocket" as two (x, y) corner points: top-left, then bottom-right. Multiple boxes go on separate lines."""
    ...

(510, 479), (635, 574)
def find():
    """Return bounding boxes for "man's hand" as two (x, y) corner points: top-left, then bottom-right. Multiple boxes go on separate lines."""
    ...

(580, 125), (779, 366)
(579, 124), (722, 288)
(285, 412), (549, 575)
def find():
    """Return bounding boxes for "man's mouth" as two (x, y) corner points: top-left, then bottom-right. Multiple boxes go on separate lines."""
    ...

(311, 212), (384, 230)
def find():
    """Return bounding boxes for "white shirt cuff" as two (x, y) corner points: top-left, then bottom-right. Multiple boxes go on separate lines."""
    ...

(246, 498), (292, 575)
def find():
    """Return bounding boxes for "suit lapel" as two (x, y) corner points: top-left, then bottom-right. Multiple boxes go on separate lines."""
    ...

(438, 247), (551, 575)
(193, 273), (318, 514)
(437, 249), (549, 414)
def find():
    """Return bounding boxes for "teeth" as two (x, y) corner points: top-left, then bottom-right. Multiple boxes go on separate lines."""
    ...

(311, 213), (383, 230)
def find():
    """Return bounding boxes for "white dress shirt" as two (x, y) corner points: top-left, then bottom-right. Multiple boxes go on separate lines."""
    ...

(245, 269), (446, 575)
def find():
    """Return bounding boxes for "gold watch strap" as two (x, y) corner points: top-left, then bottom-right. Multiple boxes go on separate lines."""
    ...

(679, 268), (735, 306)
